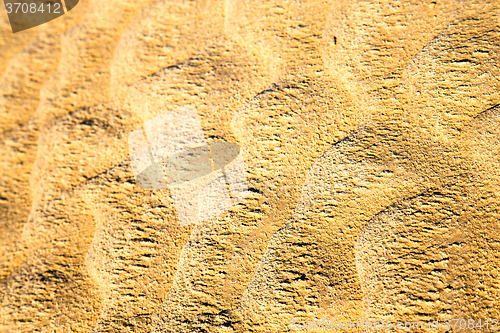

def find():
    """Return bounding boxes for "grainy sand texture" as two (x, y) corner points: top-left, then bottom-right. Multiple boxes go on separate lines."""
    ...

(0, 0), (499, 332)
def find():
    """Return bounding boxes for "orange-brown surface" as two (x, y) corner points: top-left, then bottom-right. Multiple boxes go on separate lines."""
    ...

(0, 0), (499, 332)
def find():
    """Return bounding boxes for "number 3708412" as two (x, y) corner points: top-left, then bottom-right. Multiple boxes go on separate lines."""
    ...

(3, 0), (79, 33)
(5, 2), (61, 13)
(442, 319), (499, 330)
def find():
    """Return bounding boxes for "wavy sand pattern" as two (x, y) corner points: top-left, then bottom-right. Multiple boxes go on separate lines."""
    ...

(0, 0), (499, 332)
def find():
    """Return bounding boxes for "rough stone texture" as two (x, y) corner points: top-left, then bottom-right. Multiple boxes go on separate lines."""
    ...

(0, 0), (499, 332)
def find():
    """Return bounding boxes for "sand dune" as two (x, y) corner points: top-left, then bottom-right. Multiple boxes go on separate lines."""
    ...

(0, 0), (499, 332)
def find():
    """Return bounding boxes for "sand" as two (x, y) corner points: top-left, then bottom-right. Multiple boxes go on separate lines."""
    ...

(0, 0), (499, 332)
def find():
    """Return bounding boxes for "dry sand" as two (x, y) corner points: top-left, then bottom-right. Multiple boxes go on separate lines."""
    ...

(0, 0), (499, 332)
